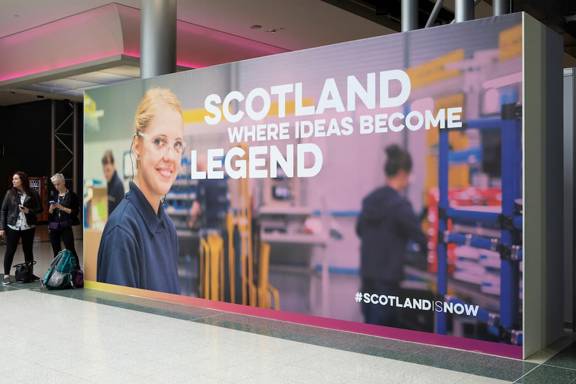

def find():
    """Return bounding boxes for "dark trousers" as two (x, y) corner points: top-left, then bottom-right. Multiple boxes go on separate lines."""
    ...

(4, 227), (35, 275)
(49, 226), (79, 266)
(361, 278), (401, 328)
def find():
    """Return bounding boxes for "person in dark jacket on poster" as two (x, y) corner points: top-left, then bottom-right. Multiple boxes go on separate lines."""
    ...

(0, 171), (42, 285)
(356, 144), (427, 327)
(101, 150), (125, 215)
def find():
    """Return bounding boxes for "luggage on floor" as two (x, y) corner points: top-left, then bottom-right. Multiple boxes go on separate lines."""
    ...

(42, 249), (81, 290)
(13, 261), (39, 283)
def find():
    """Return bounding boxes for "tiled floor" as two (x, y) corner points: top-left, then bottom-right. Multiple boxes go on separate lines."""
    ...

(0, 282), (575, 384)
(0, 227), (574, 383)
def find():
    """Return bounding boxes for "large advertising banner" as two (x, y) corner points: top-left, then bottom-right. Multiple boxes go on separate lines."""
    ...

(84, 13), (524, 357)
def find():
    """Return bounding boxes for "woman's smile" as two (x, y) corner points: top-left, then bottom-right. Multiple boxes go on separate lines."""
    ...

(156, 164), (175, 180)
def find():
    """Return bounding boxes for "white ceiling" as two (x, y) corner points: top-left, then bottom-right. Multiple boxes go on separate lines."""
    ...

(0, 0), (392, 106)
(0, 90), (48, 105)
(0, 66), (141, 106)
(1, 1), (574, 107)
(0, 0), (390, 51)
(21, 66), (141, 97)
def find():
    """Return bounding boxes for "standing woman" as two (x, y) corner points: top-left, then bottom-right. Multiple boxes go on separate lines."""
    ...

(48, 173), (80, 265)
(356, 145), (427, 327)
(0, 172), (42, 285)
(97, 88), (185, 294)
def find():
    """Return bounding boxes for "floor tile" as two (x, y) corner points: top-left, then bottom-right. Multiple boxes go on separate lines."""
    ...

(514, 365), (576, 384)
(527, 336), (575, 364)
(193, 312), (427, 360)
(37, 286), (221, 321)
(544, 342), (576, 370)
(237, 374), (298, 384)
(409, 347), (535, 381)
(0, 286), (552, 384)
(0, 361), (89, 384)
(194, 312), (528, 382)
(454, 375), (512, 384)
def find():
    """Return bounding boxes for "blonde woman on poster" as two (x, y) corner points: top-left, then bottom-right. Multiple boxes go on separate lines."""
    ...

(97, 88), (185, 294)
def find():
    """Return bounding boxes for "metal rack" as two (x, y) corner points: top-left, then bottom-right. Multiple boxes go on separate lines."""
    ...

(436, 102), (523, 344)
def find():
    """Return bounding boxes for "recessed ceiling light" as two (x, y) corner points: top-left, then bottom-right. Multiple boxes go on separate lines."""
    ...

(265, 27), (284, 33)
(250, 24), (262, 30)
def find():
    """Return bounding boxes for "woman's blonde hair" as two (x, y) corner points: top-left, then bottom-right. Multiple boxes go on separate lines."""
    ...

(134, 88), (183, 134)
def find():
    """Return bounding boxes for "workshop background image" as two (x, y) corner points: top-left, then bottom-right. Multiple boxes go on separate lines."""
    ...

(84, 13), (523, 343)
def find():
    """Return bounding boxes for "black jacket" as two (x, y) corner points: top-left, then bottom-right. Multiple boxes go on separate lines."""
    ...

(107, 171), (125, 215)
(356, 186), (427, 283)
(0, 188), (42, 230)
(48, 190), (80, 226)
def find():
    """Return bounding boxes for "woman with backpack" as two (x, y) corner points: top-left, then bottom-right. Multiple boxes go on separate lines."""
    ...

(48, 173), (80, 267)
(0, 171), (42, 285)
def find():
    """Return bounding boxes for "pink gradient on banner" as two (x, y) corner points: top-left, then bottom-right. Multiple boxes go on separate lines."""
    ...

(86, 280), (522, 359)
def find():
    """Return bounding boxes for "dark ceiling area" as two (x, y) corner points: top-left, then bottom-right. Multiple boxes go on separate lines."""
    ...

(323, 0), (576, 59)
(322, 0), (454, 30)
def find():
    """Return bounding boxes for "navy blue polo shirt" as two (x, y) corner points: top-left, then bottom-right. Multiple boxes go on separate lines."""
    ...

(97, 182), (180, 294)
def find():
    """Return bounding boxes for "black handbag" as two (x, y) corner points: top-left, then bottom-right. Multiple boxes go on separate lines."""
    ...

(48, 219), (72, 231)
(14, 261), (38, 283)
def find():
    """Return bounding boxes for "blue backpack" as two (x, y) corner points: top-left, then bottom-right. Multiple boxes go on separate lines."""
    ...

(42, 249), (78, 290)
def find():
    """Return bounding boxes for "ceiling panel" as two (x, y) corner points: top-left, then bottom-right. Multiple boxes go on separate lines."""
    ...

(100, 65), (140, 78)
(0, 0), (389, 106)
(0, 0), (139, 38)
(68, 71), (134, 85)
(35, 78), (99, 91)
(20, 83), (62, 94)
(0, 0), (389, 51)
(1, 64), (141, 104)
(0, 90), (42, 106)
